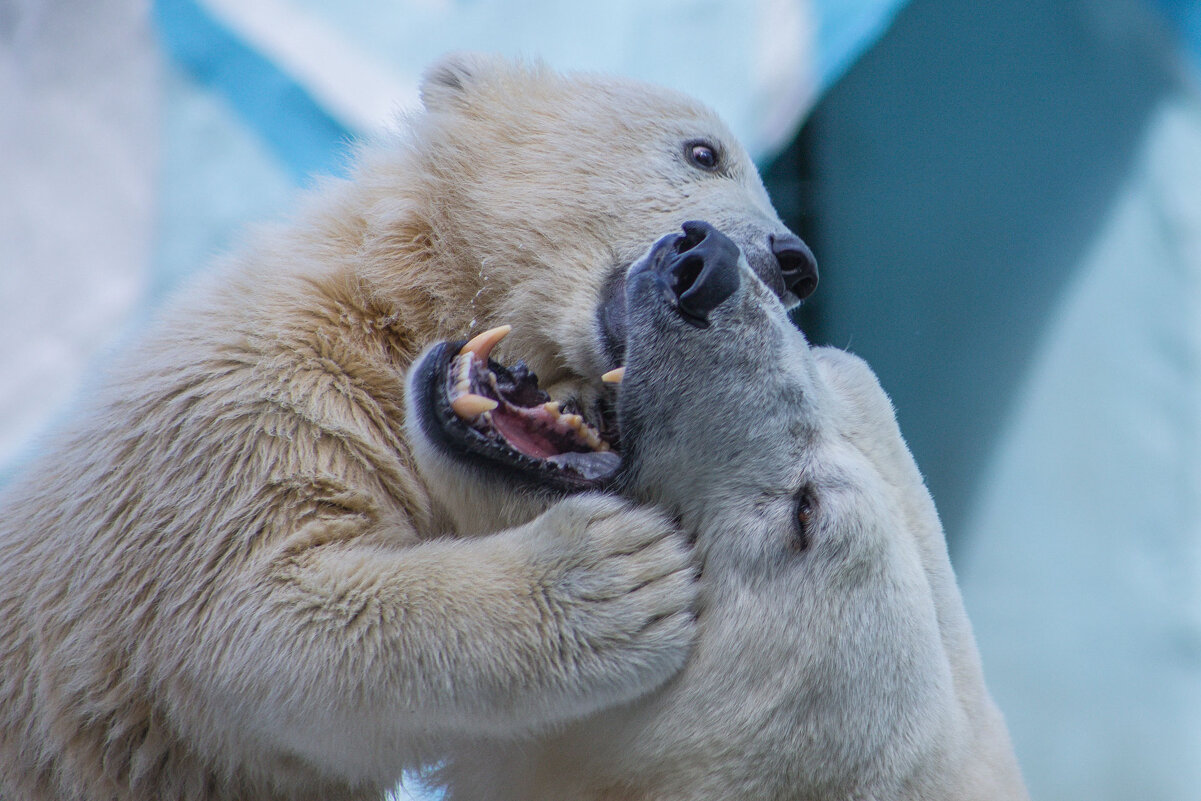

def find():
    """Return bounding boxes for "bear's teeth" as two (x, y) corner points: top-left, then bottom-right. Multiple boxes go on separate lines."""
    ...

(459, 325), (512, 360)
(582, 427), (608, 451)
(454, 353), (473, 390)
(540, 401), (606, 450)
(451, 393), (498, 419)
(561, 413), (608, 450)
(601, 366), (626, 384)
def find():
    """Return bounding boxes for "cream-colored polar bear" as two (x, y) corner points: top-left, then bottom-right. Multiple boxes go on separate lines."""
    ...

(0, 56), (817, 800)
(409, 223), (1028, 799)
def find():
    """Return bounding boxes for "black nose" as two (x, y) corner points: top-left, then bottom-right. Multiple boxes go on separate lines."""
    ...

(770, 233), (819, 301)
(638, 220), (742, 328)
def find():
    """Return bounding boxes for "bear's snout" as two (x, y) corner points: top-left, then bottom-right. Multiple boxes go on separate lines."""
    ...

(633, 220), (742, 329)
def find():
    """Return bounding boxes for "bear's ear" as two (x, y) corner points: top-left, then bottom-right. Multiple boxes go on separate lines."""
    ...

(420, 52), (499, 111)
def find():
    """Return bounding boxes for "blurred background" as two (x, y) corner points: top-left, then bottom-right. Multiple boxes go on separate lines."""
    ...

(3, 0), (1200, 797)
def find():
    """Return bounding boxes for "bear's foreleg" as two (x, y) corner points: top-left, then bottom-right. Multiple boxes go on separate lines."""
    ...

(176, 494), (696, 787)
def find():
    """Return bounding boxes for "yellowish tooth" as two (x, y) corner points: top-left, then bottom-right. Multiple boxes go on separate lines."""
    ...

(564, 414), (584, 430)
(459, 325), (512, 360)
(455, 355), (472, 389)
(451, 393), (498, 419)
(601, 366), (626, 384)
(542, 401), (561, 417)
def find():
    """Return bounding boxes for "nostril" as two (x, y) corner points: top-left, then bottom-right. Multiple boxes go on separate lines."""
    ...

(670, 221), (718, 298)
(674, 222), (708, 254)
(671, 253), (705, 297)
(770, 233), (819, 301)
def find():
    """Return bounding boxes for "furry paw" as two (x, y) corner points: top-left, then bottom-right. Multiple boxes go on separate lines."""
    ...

(523, 493), (700, 712)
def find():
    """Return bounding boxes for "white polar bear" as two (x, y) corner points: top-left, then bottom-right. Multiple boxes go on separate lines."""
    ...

(407, 221), (1029, 800)
(0, 56), (817, 801)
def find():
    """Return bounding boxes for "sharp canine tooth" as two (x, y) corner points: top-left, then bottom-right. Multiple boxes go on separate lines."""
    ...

(601, 366), (626, 384)
(451, 393), (498, 419)
(459, 325), (512, 360)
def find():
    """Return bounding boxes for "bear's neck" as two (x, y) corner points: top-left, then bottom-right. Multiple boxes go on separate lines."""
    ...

(296, 178), (492, 354)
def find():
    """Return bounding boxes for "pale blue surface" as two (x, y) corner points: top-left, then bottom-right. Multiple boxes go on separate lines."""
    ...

(961, 95), (1201, 797)
(153, 63), (300, 305)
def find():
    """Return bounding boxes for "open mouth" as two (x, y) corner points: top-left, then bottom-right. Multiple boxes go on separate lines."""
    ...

(413, 222), (748, 494)
(416, 325), (623, 491)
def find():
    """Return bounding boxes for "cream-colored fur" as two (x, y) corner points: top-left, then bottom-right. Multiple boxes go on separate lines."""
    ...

(425, 243), (1029, 800)
(0, 55), (804, 800)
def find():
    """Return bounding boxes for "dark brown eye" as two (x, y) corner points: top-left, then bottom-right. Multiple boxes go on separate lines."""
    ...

(685, 140), (720, 171)
(794, 487), (816, 550)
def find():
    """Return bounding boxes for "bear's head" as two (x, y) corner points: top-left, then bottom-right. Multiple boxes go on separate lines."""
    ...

(372, 55), (813, 500)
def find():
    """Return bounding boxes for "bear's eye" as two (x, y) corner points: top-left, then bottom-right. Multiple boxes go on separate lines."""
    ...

(684, 139), (721, 171)
(793, 486), (816, 551)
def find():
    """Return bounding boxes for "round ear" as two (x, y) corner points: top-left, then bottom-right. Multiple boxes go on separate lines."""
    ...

(420, 52), (502, 111)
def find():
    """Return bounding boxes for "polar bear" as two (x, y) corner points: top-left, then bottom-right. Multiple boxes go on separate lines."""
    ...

(0, 56), (817, 800)
(408, 222), (1029, 799)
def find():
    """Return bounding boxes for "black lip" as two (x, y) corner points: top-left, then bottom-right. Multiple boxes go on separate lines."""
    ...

(596, 262), (629, 369)
(413, 340), (621, 493)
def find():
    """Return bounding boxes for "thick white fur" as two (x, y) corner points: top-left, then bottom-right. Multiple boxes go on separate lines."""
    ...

(0, 56), (802, 800)
(428, 258), (1029, 799)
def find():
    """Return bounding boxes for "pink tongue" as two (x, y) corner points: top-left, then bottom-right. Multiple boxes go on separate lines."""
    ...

(491, 407), (562, 458)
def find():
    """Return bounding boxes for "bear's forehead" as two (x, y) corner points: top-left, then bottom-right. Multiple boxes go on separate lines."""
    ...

(507, 73), (725, 132)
